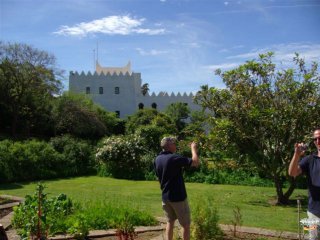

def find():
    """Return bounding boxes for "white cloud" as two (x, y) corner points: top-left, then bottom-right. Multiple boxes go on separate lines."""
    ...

(54, 15), (165, 37)
(136, 48), (168, 56)
(227, 43), (320, 64)
(205, 42), (320, 75)
(224, 2), (229, 6)
(204, 62), (241, 71)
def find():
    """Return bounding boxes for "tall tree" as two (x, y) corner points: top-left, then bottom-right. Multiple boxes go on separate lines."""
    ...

(0, 42), (62, 137)
(52, 92), (121, 139)
(164, 102), (190, 132)
(194, 52), (320, 204)
(141, 83), (149, 96)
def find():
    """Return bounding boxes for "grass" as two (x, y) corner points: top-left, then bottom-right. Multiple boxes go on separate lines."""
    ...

(0, 176), (308, 233)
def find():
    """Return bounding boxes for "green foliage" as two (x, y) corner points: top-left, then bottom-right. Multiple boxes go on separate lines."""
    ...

(164, 102), (190, 132)
(141, 83), (149, 96)
(12, 183), (74, 239)
(0, 42), (62, 137)
(49, 135), (95, 176)
(134, 125), (166, 153)
(191, 196), (223, 240)
(66, 214), (89, 240)
(194, 52), (320, 204)
(0, 137), (95, 183)
(96, 135), (147, 179)
(68, 201), (157, 231)
(12, 183), (156, 239)
(0, 139), (63, 182)
(230, 206), (243, 237)
(125, 108), (176, 134)
(52, 93), (115, 139)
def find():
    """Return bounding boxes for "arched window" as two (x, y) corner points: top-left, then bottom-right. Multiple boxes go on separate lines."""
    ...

(151, 103), (157, 109)
(138, 103), (144, 109)
(99, 87), (103, 94)
(86, 87), (90, 94)
(115, 87), (120, 94)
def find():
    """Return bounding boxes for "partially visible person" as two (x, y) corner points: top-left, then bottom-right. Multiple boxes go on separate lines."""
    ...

(154, 137), (199, 240)
(289, 128), (320, 240)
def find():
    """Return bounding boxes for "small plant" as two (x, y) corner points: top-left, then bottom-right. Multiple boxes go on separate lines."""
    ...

(67, 214), (89, 240)
(191, 196), (223, 240)
(230, 205), (243, 237)
(115, 212), (137, 240)
(12, 183), (74, 239)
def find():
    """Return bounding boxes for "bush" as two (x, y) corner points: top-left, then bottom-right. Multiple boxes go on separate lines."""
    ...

(0, 136), (95, 183)
(96, 135), (147, 179)
(0, 139), (63, 182)
(135, 125), (167, 153)
(12, 183), (74, 239)
(50, 135), (95, 176)
(191, 196), (223, 240)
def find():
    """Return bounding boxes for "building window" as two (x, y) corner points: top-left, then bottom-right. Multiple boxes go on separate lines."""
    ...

(115, 111), (120, 118)
(99, 87), (103, 94)
(138, 103), (144, 109)
(115, 87), (120, 94)
(86, 87), (90, 94)
(151, 103), (157, 109)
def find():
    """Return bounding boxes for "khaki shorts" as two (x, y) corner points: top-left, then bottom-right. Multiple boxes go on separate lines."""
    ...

(162, 199), (191, 227)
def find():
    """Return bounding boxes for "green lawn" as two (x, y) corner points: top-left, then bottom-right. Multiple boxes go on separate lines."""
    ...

(0, 176), (308, 233)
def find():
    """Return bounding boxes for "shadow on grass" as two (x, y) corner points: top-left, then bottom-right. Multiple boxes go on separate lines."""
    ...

(0, 183), (24, 190)
(247, 195), (308, 209)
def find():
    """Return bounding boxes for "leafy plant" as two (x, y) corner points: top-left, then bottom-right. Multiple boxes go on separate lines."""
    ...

(96, 134), (146, 179)
(191, 196), (223, 240)
(230, 206), (243, 237)
(115, 212), (137, 240)
(12, 183), (74, 239)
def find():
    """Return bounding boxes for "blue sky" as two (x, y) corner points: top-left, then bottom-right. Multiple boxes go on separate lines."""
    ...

(1, 0), (320, 94)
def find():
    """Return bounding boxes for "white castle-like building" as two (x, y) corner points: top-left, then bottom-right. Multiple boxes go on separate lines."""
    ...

(69, 61), (200, 118)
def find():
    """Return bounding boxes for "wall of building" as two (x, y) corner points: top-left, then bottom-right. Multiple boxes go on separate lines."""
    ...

(69, 63), (201, 118)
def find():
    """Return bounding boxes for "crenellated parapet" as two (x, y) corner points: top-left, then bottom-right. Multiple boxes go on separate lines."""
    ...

(146, 91), (194, 98)
(70, 70), (136, 77)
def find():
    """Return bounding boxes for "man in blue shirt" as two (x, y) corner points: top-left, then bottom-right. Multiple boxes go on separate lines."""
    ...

(289, 128), (320, 239)
(154, 137), (199, 240)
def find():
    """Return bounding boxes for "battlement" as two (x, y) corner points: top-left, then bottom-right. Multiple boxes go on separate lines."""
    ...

(147, 91), (195, 98)
(69, 71), (134, 77)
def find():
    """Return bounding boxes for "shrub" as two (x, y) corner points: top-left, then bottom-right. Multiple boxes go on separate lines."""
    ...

(191, 196), (223, 240)
(12, 183), (74, 239)
(134, 125), (167, 153)
(0, 139), (63, 182)
(96, 135), (146, 179)
(50, 135), (95, 176)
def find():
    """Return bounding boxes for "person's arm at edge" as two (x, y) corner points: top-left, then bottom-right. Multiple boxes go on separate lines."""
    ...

(288, 143), (304, 177)
(190, 142), (200, 167)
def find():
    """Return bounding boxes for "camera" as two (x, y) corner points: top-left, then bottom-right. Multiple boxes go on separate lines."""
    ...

(299, 144), (308, 151)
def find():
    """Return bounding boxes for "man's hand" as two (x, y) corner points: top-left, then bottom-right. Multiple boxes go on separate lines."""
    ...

(294, 143), (307, 157)
(190, 141), (199, 167)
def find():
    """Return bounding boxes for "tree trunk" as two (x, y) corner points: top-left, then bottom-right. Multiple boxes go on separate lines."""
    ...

(284, 176), (296, 200)
(274, 175), (288, 205)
